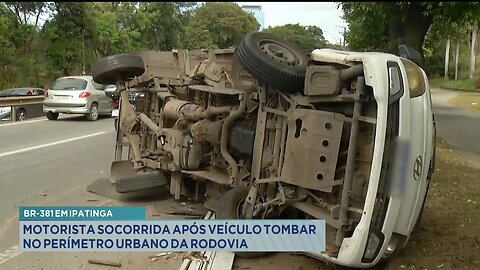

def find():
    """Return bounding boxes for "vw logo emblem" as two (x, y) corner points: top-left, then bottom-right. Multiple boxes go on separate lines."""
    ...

(413, 155), (423, 180)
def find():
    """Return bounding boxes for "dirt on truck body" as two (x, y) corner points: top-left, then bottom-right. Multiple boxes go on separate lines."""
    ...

(92, 32), (435, 268)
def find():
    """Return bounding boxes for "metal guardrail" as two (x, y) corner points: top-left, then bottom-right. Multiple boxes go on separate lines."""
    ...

(0, 96), (44, 122)
(0, 96), (44, 106)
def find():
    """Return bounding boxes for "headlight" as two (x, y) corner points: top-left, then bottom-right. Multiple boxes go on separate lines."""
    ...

(400, 58), (426, 98)
(364, 232), (381, 260)
(362, 228), (385, 263)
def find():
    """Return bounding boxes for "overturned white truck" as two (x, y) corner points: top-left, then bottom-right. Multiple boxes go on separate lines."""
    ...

(92, 32), (436, 268)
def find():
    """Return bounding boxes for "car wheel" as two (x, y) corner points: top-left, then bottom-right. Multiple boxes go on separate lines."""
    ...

(16, 109), (26, 121)
(92, 54), (145, 85)
(237, 32), (309, 93)
(86, 103), (99, 121)
(46, 112), (59, 120)
(217, 186), (267, 258)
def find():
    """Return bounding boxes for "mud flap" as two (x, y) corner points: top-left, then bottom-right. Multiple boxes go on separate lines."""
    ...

(110, 160), (138, 184)
(116, 173), (168, 193)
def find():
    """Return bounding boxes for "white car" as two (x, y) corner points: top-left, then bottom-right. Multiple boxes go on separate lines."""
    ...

(302, 47), (436, 267)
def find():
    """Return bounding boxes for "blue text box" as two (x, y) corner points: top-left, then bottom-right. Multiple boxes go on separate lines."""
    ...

(19, 206), (146, 221)
(19, 220), (326, 252)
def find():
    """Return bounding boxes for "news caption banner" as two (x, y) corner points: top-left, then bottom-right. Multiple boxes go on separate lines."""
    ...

(19, 206), (325, 252)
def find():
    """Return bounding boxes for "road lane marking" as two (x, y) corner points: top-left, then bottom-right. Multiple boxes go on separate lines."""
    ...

(98, 199), (112, 206)
(0, 198), (113, 265)
(0, 115), (87, 127)
(0, 118), (48, 127)
(0, 132), (108, 158)
(0, 245), (20, 265)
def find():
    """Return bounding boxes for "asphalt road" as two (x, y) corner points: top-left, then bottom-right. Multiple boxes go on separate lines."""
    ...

(0, 115), (115, 227)
(0, 115), (198, 269)
(431, 88), (480, 163)
(0, 89), (479, 269)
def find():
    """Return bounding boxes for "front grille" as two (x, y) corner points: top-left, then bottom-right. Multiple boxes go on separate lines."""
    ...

(371, 99), (399, 230)
(371, 61), (403, 230)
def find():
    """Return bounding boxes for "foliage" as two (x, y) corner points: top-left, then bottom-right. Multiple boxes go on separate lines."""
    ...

(0, 2), (334, 90)
(340, 2), (480, 77)
(182, 2), (259, 49)
(430, 77), (479, 91)
(340, 2), (479, 50)
(263, 24), (327, 51)
(422, 21), (472, 77)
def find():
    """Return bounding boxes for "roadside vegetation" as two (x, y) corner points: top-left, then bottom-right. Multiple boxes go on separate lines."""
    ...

(340, 3), (479, 89)
(430, 77), (479, 91)
(0, 2), (332, 91)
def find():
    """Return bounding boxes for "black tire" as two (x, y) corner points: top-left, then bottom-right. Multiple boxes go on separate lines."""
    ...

(237, 32), (309, 93)
(92, 53), (145, 85)
(217, 186), (267, 258)
(116, 173), (168, 193)
(85, 103), (99, 121)
(414, 182), (430, 231)
(16, 108), (26, 121)
(417, 132), (436, 231)
(46, 112), (59, 120)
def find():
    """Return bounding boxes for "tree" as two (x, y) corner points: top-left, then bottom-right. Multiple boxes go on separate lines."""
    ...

(0, 2), (51, 88)
(90, 2), (144, 58)
(42, 2), (97, 76)
(137, 2), (184, 51)
(4, 2), (47, 27)
(423, 20), (470, 78)
(182, 2), (259, 49)
(340, 2), (480, 61)
(469, 25), (478, 78)
(263, 24), (327, 51)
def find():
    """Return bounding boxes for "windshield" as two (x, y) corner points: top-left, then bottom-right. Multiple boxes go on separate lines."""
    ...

(51, 78), (87, 90)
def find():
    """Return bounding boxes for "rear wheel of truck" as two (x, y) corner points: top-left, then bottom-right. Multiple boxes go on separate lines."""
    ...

(92, 54), (145, 85)
(217, 186), (267, 258)
(237, 32), (309, 93)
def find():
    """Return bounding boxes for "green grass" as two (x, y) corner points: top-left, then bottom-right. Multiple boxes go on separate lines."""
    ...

(430, 77), (479, 92)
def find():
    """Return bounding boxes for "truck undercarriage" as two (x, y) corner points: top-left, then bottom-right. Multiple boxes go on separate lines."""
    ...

(91, 32), (421, 265)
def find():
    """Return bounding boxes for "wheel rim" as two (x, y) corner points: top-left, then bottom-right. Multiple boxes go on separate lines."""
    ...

(91, 106), (98, 119)
(18, 111), (26, 121)
(259, 39), (303, 66)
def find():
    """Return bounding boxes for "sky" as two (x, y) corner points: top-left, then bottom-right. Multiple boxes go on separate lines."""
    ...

(236, 2), (348, 45)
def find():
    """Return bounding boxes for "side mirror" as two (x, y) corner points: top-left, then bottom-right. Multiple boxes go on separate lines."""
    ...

(398, 44), (422, 68)
(104, 85), (117, 98)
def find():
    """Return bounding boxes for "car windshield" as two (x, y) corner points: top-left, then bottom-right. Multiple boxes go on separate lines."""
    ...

(51, 78), (87, 90)
(0, 88), (28, 96)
